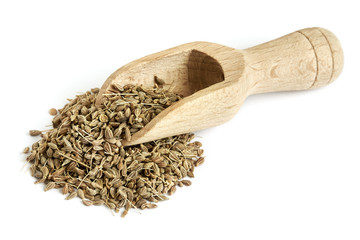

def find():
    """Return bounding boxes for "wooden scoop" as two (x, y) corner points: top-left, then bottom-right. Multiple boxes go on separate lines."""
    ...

(97, 27), (343, 146)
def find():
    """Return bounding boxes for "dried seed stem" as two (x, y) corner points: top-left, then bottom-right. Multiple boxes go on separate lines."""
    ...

(58, 152), (90, 169)
(139, 178), (166, 201)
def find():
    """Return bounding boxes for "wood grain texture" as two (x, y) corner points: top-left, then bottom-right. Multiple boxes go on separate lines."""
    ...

(96, 27), (344, 146)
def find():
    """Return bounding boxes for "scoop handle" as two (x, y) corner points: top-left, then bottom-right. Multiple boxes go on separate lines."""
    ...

(244, 27), (343, 94)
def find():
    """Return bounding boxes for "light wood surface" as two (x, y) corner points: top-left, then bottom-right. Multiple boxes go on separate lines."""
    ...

(96, 27), (343, 146)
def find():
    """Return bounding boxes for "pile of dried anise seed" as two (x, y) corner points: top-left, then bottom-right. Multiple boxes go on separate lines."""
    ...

(24, 81), (204, 217)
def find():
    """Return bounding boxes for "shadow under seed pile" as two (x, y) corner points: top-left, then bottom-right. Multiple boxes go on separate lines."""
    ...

(25, 84), (204, 217)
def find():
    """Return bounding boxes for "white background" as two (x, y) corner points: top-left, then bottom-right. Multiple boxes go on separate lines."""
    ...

(0, 0), (359, 239)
